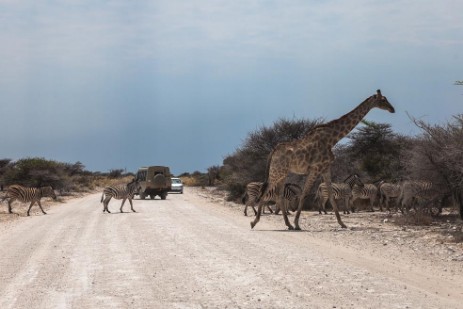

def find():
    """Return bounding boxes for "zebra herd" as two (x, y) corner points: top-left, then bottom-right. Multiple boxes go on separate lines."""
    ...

(242, 177), (438, 217)
(0, 177), (438, 218)
(1, 179), (142, 216)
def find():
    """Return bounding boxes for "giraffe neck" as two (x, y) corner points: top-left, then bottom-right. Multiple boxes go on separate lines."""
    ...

(323, 97), (373, 145)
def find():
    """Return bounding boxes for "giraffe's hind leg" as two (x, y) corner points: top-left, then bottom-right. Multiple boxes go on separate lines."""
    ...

(250, 203), (263, 228)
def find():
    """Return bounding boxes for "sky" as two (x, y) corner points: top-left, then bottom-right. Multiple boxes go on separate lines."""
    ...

(0, 1), (462, 175)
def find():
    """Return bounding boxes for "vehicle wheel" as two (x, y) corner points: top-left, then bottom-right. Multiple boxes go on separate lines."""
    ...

(140, 193), (146, 200)
(150, 194), (155, 200)
(161, 192), (167, 200)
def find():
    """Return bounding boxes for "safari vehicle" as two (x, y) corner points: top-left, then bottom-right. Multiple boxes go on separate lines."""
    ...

(135, 166), (172, 200)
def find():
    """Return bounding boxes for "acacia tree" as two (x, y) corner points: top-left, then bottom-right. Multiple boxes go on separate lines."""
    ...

(342, 120), (405, 181)
(406, 115), (463, 217)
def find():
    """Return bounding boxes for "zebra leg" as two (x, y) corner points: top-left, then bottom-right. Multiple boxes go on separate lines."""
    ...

(350, 197), (357, 213)
(120, 198), (127, 213)
(27, 201), (36, 216)
(103, 197), (111, 213)
(267, 204), (274, 214)
(319, 198), (327, 215)
(128, 198), (136, 212)
(7, 198), (14, 214)
(319, 168), (346, 228)
(379, 195), (384, 212)
(343, 198), (350, 214)
(244, 205), (249, 216)
(37, 200), (47, 215)
(278, 195), (293, 230)
(385, 197), (390, 212)
(369, 198), (375, 212)
(252, 205), (258, 216)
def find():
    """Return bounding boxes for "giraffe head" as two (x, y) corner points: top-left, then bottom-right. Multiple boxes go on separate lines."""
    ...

(370, 89), (395, 113)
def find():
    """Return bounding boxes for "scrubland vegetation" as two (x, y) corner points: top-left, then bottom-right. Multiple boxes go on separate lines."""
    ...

(0, 158), (134, 196)
(208, 115), (463, 223)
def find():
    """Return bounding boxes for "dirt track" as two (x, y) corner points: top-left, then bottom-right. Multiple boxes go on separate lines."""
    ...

(1, 187), (462, 308)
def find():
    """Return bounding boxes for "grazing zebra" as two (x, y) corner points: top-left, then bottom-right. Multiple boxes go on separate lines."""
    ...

(378, 181), (401, 211)
(242, 182), (302, 216)
(351, 183), (378, 212)
(101, 179), (141, 213)
(1, 185), (56, 216)
(315, 174), (363, 214)
(398, 180), (433, 213)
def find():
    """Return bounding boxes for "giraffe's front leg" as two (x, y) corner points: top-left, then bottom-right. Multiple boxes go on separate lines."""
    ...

(293, 172), (319, 230)
(250, 202), (264, 229)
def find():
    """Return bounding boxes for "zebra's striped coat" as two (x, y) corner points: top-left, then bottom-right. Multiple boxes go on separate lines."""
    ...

(2, 185), (56, 216)
(242, 182), (302, 216)
(316, 174), (363, 214)
(101, 179), (141, 213)
(398, 180), (433, 212)
(379, 182), (401, 211)
(351, 183), (378, 212)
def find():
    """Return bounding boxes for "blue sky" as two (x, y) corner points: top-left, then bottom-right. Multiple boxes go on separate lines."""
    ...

(0, 1), (462, 175)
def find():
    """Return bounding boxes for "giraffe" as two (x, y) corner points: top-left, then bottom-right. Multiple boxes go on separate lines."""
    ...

(251, 90), (395, 230)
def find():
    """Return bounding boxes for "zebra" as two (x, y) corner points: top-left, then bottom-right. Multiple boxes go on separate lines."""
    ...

(1, 185), (56, 216)
(315, 174), (363, 214)
(242, 182), (274, 216)
(275, 182), (303, 215)
(351, 183), (379, 212)
(242, 181), (302, 216)
(378, 181), (401, 211)
(398, 180), (433, 213)
(101, 179), (141, 213)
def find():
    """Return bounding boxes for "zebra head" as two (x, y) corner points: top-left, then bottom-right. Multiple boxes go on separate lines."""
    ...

(344, 174), (364, 188)
(370, 89), (395, 113)
(41, 186), (57, 200)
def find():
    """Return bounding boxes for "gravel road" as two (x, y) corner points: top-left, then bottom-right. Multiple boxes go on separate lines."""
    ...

(1, 188), (462, 309)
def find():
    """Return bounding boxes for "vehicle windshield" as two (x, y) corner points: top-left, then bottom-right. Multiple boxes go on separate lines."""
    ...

(172, 179), (181, 184)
